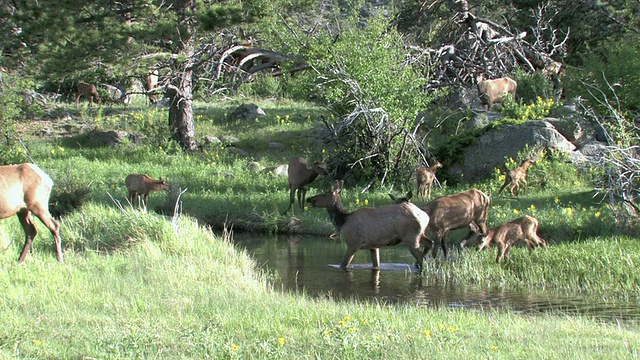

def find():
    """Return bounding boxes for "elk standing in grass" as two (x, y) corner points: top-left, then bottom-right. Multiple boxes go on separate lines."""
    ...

(307, 180), (430, 271)
(287, 156), (327, 214)
(416, 161), (443, 199)
(476, 74), (517, 111)
(75, 81), (101, 108)
(498, 159), (533, 197)
(125, 174), (169, 208)
(0, 163), (63, 263)
(478, 215), (547, 263)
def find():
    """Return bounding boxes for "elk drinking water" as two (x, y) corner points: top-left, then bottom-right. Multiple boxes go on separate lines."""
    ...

(0, 163), (63, 263)
(287, 156), (327, 214)
(478, 215), (547, 263)
(306, 180), (430, 271)
(125, 174), (169, 207)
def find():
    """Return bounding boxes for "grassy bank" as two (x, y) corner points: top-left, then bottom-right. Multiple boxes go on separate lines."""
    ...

(1, 98), (639, 357)
(1, 208), (638, 359)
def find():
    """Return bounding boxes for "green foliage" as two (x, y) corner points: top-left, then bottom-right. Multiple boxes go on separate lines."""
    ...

(501, 96), (557, 122)
(512, 69), (558, 104)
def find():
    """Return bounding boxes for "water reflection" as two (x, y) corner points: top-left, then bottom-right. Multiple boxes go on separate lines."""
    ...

(234, 234), (640, 323)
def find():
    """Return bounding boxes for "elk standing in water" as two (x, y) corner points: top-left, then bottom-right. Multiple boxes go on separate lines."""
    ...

(0, 163), (63, 263)
(498, 159), (533, 197)
(478, 215), (547, 263)
(125, 174), (169, 208)
(416, 161), (442, 199)
(307, 180), (430, 271)
(287, 156), (327, 214)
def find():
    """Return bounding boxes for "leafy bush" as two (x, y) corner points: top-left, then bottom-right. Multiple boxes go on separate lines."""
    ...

(513, 69), (557, 104)
(501, 96), (557, 121)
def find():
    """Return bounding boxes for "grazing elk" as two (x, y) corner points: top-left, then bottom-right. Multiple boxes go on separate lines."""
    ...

(416, 161), (443, 199)
(75, 81), (101, 108)
(476, 74), (517, 111)
(498, 159), (533, 197)
(407, 189), (491, 260)
(307, 180), (430, 271)
(0, 163), (63, 263)
(478, 215), (547, 263)
(125, 174), (169, 207)
(287, 156), (327, 213)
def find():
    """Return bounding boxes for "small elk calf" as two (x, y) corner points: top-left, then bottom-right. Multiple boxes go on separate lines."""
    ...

(75, 81), (101, 108)
(416, 161), (443, 199)
(125, 174), (169, 208)
(476, 74), (517, 111)
(479, 215), (547, 263)
(0, 163), (63, 263)
(498, 159), (533, 197)
(287, 156), (327, 213)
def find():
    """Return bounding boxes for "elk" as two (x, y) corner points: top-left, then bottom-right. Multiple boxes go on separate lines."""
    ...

(75, 81), (101, 108)
(416, 161), (443, 199)
(307, 180), (430, 271)
(125, 174), (169, 207)
(498, 159), (533, 197)
(478, 215), (547, 263)
(412, 189), (491, 260)
(0, 163), (63, 263)
(476, 74), (517, 111)
(287, 156), (327, 213)
(145, 69), (159, 104)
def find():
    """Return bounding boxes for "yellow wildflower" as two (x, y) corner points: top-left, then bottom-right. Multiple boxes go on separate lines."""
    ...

(278, 337), (285, 346)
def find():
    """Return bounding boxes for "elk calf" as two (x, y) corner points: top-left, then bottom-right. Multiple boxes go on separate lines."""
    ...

(287, 156), (327, 213)
(476, 74), (517, 111)
(0, 163), (63, 263)
(478, 215), (547, 263)
(307, 180), (429, 271)
(125, 174), (169, 207)
(75, 81), (101, 108)
(416, 161), (443, 199)
(498, 159), (532, 197)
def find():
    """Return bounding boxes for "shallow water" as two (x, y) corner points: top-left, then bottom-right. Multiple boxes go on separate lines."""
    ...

(234, 234), (640, 323)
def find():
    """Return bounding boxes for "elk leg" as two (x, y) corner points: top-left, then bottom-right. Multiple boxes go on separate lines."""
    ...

(288, 187), (296, 212)
(31, 206), (63, 263)
(17, 211), (37, 263)
(370, 249), (380, 269)
(340, 247), (358, 269)
(298, 187), (306, 211)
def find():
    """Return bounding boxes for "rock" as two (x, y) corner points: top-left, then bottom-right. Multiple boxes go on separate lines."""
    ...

(228, 103), (266, 121)
(247, 161), (263, 172)
(86, 129), (141, 147)
(262, 164), (288, 177)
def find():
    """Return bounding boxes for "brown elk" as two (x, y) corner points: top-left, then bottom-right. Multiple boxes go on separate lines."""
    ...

(498, 159), (533, 197)
(416, 161), (443, 199)
(307, 180), (430, 271)
(145, 69), (159, 104)
(403, 189), (491, 260)
(0, 163), (63, 263)
(478, 215), (547, 263)
(75, 81), (101, 108)
(125, 174), (169, 207)
(476, 74), (517, 111)
(287, 156), (327, 213)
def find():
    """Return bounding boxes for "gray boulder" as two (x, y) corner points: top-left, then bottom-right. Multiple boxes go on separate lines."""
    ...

(228, 103), (266, 121)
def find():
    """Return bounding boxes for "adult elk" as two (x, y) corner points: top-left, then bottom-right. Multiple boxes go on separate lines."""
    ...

(476, 74), (517, 111)
(0, 163), (63, 263)
(498, 159), (533, 197)
(478, 215), (547, 263)
(125, 174), (169, 207)
(416, 161), (443, 199)
(307, 180), (430, 271)
(399, 189), (491, 260)
(287, 156), (327, 214)
(75, 81), (101, 108)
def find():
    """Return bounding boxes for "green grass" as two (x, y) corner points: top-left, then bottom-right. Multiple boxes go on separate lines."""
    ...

(1, 98), (640, 358)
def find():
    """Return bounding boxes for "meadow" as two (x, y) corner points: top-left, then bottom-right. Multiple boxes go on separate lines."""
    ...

(0, 98), (639, 358)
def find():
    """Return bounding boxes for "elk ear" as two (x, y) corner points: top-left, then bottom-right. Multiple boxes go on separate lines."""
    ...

(333, 179), (344, 192)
